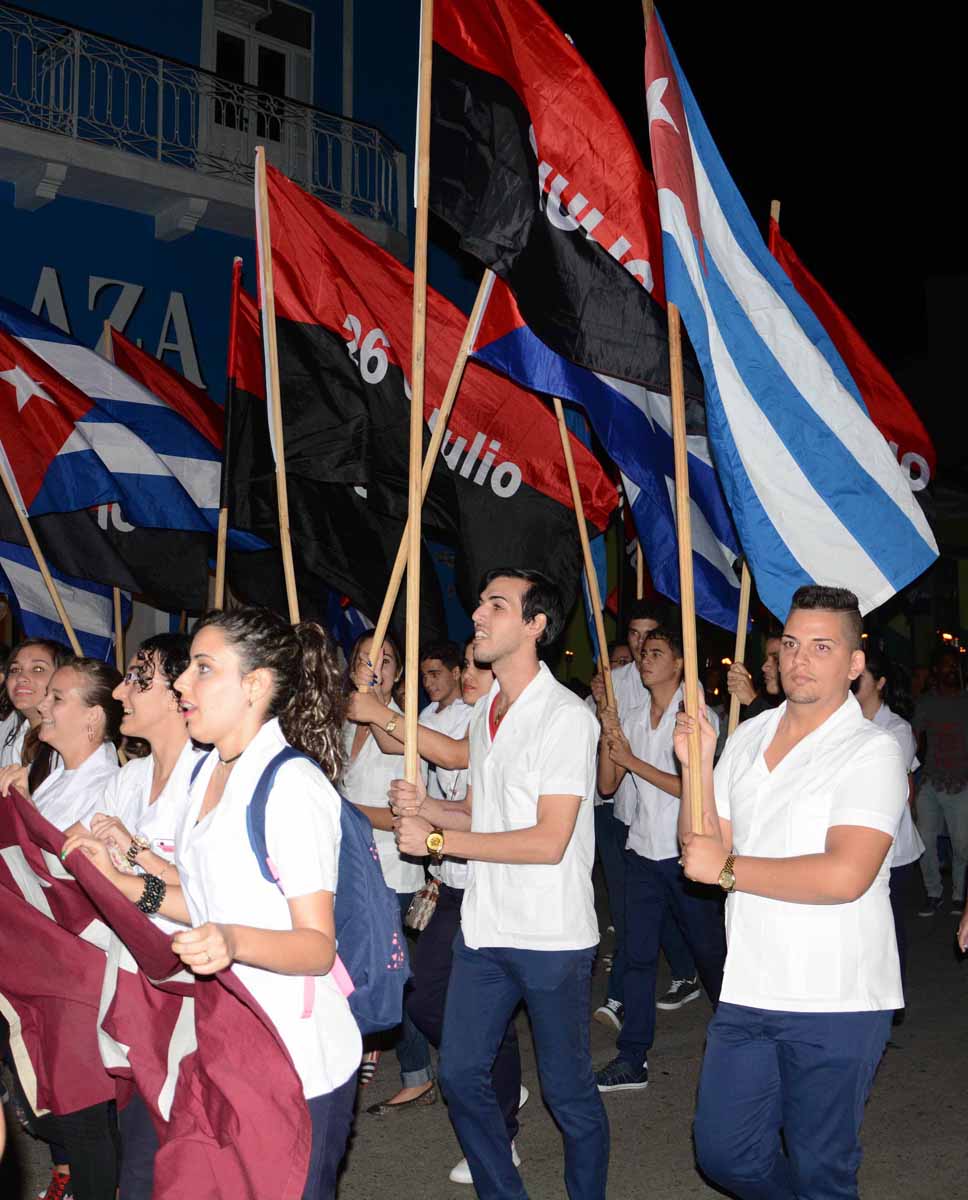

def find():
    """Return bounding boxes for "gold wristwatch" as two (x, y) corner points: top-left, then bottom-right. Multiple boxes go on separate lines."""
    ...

(425, 828), (445, 861)
(718, 853), (737, 893)
(384, 715), (398, 734)
(126, 834), (151, 866)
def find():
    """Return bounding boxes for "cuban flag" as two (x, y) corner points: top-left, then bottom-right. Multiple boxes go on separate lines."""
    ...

(644, 11), (937, 619)
(0, 299), (219, 534)
(0, 540), (131, 659)
(470, 274), (742, 630)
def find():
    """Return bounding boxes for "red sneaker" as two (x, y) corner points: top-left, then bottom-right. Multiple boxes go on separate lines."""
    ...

(37, 1171), (73, 1200)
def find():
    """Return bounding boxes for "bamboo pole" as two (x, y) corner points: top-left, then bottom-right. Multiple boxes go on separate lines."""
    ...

(0, 462), (82, 656)
(365, 270), (493, 687)
(553, 397), (615, 710)
(401, 0), (434, 784)
(726, 563), (752, 736)
(636, 542), (644, 600)
(254, 147), (299, 624)
(668, 304), (704, 834)
(113, 587), (124, 670)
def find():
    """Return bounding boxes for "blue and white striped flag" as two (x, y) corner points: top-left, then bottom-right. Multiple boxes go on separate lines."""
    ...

(0, 541), (131, 660)
(644, 12), (937, 619)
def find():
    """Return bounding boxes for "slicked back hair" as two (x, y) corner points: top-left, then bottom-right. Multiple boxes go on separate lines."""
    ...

(478, 567), (565, 646)
(788, 585), (863, 652)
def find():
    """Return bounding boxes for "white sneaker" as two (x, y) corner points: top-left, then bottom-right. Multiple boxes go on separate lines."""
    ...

(449, 1142), (521, 1184)
(519, 1084), (530, 1110)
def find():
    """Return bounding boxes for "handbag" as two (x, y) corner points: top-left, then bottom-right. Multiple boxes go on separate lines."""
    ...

(404, 875), (440, 931)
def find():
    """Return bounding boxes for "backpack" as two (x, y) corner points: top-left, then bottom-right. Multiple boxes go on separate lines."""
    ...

(190, 746), (410, 1035)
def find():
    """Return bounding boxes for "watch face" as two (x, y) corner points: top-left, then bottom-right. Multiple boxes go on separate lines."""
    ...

(426, 832), (444, 854)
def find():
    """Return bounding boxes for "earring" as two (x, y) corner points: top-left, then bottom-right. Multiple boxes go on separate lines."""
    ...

(86, 725), (95, 742)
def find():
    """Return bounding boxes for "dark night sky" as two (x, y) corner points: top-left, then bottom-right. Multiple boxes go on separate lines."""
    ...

(537, 1), (957, 466)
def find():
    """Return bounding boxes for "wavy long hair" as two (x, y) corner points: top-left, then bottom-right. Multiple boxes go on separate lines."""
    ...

(193, 607), (346, 782)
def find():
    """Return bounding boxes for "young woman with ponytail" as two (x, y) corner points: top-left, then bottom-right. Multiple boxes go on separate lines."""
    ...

(64, 607), (361, 1200)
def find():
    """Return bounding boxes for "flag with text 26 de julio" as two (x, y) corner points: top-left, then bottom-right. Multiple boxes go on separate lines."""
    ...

(644, 10), (937, 620)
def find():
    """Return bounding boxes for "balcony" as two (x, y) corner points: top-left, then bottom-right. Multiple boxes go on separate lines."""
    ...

(0, 2), (408, 254)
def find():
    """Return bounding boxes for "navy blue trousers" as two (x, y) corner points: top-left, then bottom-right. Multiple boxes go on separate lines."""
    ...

(695, 1003), (892, 1199)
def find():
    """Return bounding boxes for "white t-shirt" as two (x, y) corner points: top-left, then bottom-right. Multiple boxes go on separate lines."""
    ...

(174, 718), (362, 1099)
(870, 703), (924, 868)
(34, 742), (119, 831)
(625, 683), (720, 861)
(461, 662), (599, 952)
(0, 711), (26, 768)
(420, 698), (473, 890)
(341, 702), (426, 895)
(714, 694), (907, 1013)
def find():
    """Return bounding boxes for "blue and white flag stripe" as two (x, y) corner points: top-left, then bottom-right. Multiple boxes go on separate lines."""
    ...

(648, 15), (937, 619)
(471, 304), (742, 631)
(0, 541), (131, 661)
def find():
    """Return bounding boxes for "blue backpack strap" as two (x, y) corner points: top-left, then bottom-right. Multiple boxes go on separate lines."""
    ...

(189, 755), (208, 788)
(246, 746), (312, 886)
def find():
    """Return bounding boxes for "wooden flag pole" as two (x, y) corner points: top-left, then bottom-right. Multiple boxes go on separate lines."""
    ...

(668, 303), (704, 834)
(636, 542), (645, 600)
(366, 268), (492, 685)
(0, 463), (82, 655)
(215, 256), (243, 611)
(254, 147), (299, 624)
(401, 0), (434, 783)
(113, 587), (125, 670)
(553, 397), (616, 710)
(726, 563), (752, 736)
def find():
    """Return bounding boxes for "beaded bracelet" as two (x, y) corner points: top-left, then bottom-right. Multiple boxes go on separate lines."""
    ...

(136, 873), (166, 915)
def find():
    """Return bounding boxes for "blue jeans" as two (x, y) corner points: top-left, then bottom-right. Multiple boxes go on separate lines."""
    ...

(118, 1093), (158, 1199)
(594, 805), (628, 1001)
(303, 1075), (356, 1200)
(695, 1004), (892, 1200)
(440, 932), (609, 1200)
(394, 891), (433, 1087)
(617, 852), (725, 1065)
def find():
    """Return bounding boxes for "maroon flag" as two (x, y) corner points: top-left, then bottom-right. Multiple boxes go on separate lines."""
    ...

(4, 790), (312, 1199)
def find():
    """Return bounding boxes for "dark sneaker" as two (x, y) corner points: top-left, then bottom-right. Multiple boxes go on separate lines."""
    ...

(657, 977), (701, 1010)
(593, 998), (624, 1030)
(917, 896), (943, 917)
(596, 1056), (649, 1092)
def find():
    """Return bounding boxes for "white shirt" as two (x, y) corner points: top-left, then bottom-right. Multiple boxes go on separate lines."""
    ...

(420, 698), (473, 889)
(461, 662), (599, 952)
(34, 742), (119, 831)
(610, 667), (648, 824)
(0, 711), (26, 767)
(341, 702), (426, 895)
(714, 694), (907, 1013)
(100, 741), (203, 863)
(174, 718), (362, 1099)
(871, 703), (925, 868)
(625, 683), (720, 861)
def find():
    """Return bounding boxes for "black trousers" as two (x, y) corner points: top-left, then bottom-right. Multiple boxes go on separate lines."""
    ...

(406, 881), (522, 1142)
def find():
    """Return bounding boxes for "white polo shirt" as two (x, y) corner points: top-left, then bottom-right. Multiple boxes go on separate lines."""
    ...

(610, 666), (649, 825)
(341, 704), (426, 895)
(33, 742), (119, 831)
(714, 694), (907, 1013)
(625, 683), (720, 861)
(174, 718), (362, 1100)
(0, 712), (26, 768)
(100, 741), (203, 864)
(420, 698), (473, 890)
(461, 662), (599, 952)
(871, 703), (924, 868)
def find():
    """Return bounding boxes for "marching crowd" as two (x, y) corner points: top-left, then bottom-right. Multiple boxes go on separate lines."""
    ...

(1, 569), (966, 1200)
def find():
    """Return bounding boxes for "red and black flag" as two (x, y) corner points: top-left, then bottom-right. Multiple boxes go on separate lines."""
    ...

(430, 0), (700, 395)
(235, 164), (617, 627)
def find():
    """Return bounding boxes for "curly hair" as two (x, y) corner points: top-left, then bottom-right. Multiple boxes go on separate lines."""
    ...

(193, 607), (346, 782)
(130, 632), (193, 694)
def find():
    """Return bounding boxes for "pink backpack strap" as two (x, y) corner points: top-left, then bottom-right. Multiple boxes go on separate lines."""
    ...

(330, 953), (355, 999)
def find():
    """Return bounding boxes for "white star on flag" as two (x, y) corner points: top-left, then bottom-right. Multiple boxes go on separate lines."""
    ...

(0, 364), (56, 412)
(646, 77), (680, 134)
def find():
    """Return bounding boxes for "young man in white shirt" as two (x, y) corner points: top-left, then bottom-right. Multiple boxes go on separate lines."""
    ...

(677, 586), (907, 1200)
(418, 641), (471, 803)
(393, 568), (609, 1200)
(594, 627), (724, 1091)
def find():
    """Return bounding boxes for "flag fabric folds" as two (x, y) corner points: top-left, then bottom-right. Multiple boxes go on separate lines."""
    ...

(0, 540), (130, 659)
(769, 219), (936, 492)
(644, 11), (937, 619)
(2, 789), (313, 1199)
(235, 164), (618, 628)
(471, 274), (742, 629)
(430, 0), (700, 396)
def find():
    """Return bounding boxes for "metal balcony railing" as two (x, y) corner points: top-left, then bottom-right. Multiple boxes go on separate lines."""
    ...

(0, 2), (407, 237)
